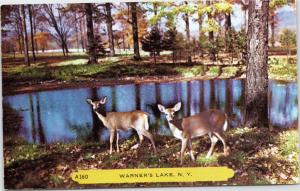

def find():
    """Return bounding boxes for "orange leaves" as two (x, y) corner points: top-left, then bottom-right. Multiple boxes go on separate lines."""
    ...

(34, 32), (51, 51)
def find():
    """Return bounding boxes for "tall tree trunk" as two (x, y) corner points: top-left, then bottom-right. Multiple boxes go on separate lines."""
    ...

(21, 5), (30, 66)
(225, 13), (233, 52)
(130, 2), (141, 60)
(90, 88), (101, 142)
(245, 0), (269, 128)
(198, 12), (203, 56)
(184, 1), (192, 64)
(208, 30), (216, 61)
(270, 11), (275, 48)
(80, 16), (86, 52)
(207, 1), (216, 61)
(61, 34), (69, 55)
(16, 8), (24, 54)
(85, 3), (98, 64)
(105, 3), (115, 56)
(28, 5), (36, 61)
(33, 10), (38, 54)
(244, 9), (248, 32)
(57, 10), (69, 55)
(74, 13), (80, 52)
(15, 24), (23, 54)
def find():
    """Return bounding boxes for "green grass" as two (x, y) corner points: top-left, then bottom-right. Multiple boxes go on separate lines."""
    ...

(3, 54), (297, 87)
(50, 175), (64, 187)
(4, 59), (117, 82)
(196, 153), (219, 166)
(278, 130), (299, 157)
(268, 57), (297, 81)
(230, 151), (247, 165)
(7, 144), (48, 166)
(174, 65), (204, 77)
(207, 66), (220, 76)
(222, 66), (239, 77)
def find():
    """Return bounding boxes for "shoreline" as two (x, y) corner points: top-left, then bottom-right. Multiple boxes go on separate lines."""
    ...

(3, 74), (296, 96)
(2, 74), (244, 96)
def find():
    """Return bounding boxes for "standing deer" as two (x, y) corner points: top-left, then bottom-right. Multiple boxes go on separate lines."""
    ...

(158, 102), (230, 164)
(87, 97), (157, 154)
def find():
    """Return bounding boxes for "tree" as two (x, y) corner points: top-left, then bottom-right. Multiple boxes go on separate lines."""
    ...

(43, 4), (72, 56)
(183, 1), (192, 63)
(105, 3), (115, 56)
(279, 28), (296, 61)
(1, 5), (24, 54)
(269, 0), (288, 48)
(232, 29), (247, 62)
(141, 27), (163, 64)
(34, 32), (50, 52)
(85, 3), (98, 64)
(114, 3), (148, 52)
(220, 1), (234, 51)
(21, 5), (30, 66)
(130, 2), (141, 60)
(245, 0), (269, 128)
(162, 29), (178, 63)
(28, 5), (36, 61)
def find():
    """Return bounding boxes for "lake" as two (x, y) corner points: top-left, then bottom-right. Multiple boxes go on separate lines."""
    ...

(3, 79), (298, 144)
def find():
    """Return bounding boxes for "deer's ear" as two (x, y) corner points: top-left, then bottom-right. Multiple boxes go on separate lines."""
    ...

(86, 99), (93, 104)
(173, 102), (181, 112)
(100, 96), (107, 104)
(157, 104), (166, 112)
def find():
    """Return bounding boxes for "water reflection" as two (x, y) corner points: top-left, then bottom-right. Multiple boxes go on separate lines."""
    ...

(3, 79), (298, 144)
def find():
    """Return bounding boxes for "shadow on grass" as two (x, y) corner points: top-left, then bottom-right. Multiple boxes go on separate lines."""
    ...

(3, 61), (206, 85)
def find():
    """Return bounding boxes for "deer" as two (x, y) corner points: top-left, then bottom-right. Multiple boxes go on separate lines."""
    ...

(87, 96), (157, 155)
(158, 102), (230, 165)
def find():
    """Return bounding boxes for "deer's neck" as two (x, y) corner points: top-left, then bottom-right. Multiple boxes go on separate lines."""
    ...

(94, 110), (109, 127)
(167, 119), (183, 140)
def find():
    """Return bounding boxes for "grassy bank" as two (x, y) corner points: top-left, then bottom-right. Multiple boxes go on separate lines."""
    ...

(3, 54), (297, 88)
(4, 126), (299, 189)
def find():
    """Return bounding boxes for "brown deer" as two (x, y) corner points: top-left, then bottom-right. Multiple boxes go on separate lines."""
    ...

(158, 102), (230, 164)
(87, 97), (157, 154)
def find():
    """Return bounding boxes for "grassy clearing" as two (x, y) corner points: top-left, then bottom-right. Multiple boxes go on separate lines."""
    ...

(2, 54), (297, 88)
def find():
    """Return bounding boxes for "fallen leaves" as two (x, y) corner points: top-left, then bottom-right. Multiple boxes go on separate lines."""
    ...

(3, 128), (299, 189)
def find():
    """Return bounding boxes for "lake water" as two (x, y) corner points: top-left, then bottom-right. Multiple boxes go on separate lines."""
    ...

(3, 79), (298, 144)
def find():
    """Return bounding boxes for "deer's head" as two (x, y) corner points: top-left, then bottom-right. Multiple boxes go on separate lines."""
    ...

(86, 96), (107, 110)
(158, 102), (181, 121)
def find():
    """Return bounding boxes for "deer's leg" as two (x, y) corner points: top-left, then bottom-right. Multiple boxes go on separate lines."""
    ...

(109, 129), (115, 154)
(141, 130), (157, 153)
(180, 138), (188, 165)
(130, 130), (143, 150)
(214, 132), (229, 156)
(187, 139), (195, 161)
(139, 134), (144, 145)
(206, 133), (218, 158)
(116, 131), (120, 153)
